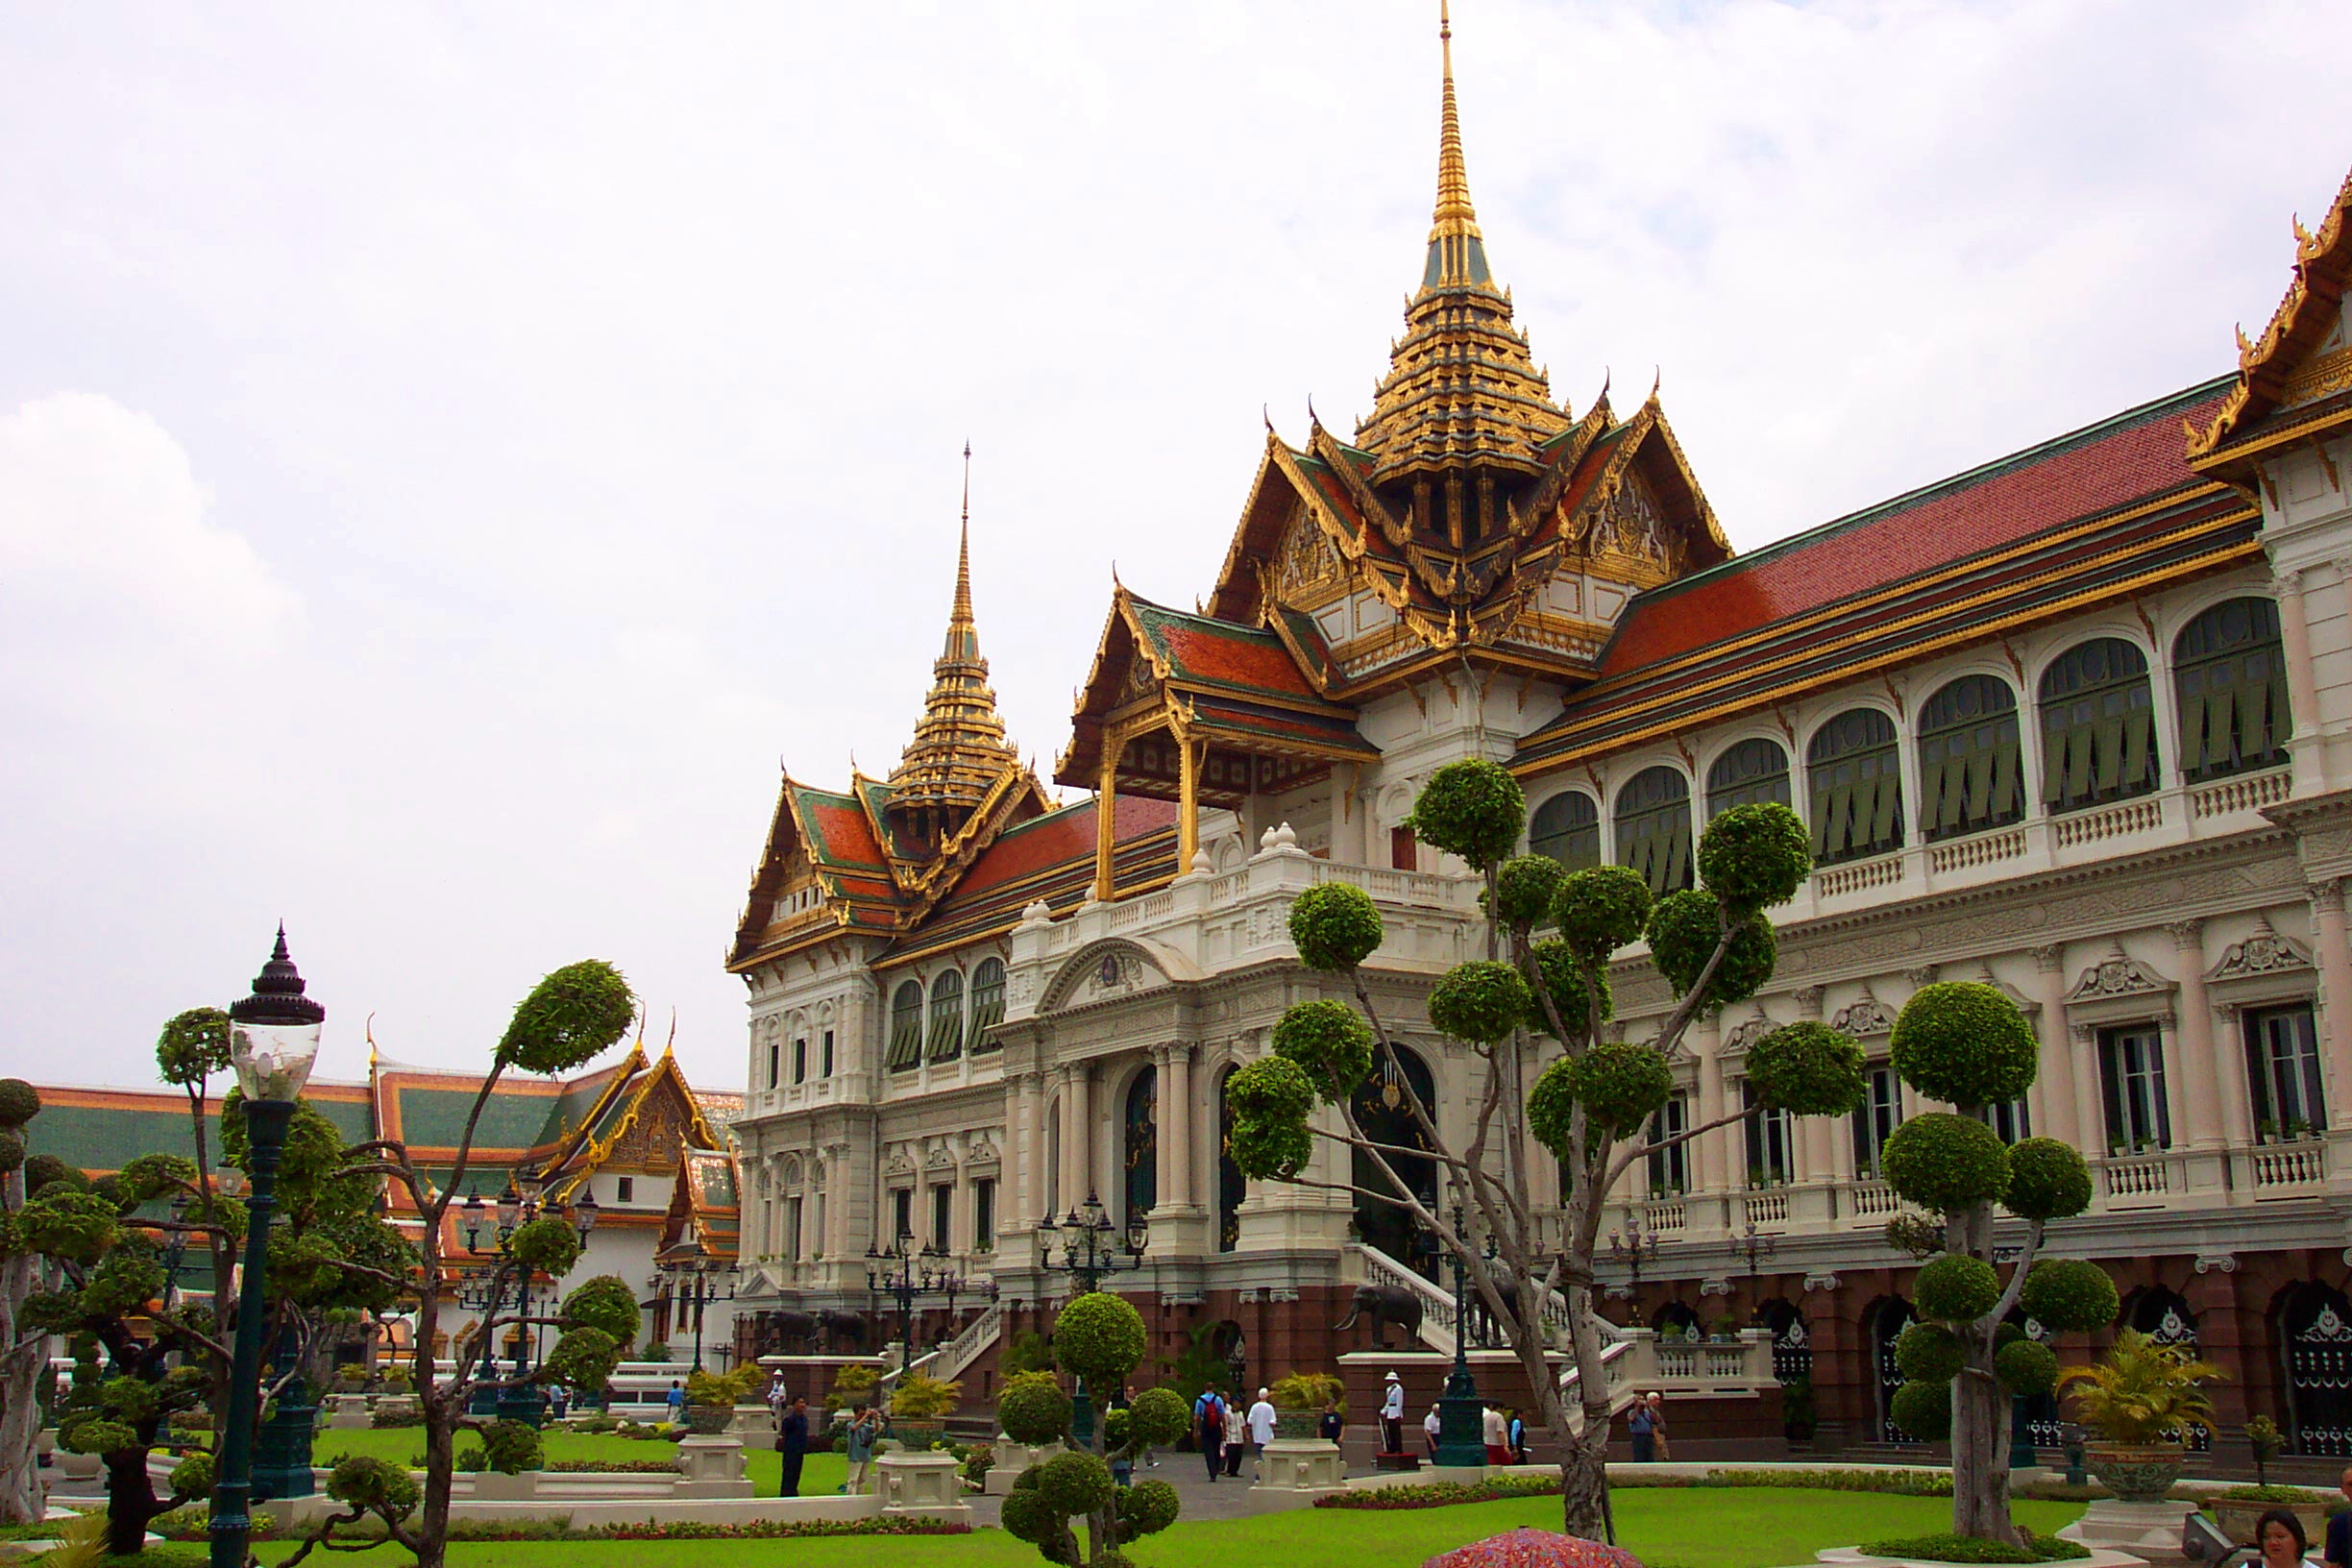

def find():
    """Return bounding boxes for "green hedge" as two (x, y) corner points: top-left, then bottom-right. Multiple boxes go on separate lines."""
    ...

(1861, 1532), (2088, 1562)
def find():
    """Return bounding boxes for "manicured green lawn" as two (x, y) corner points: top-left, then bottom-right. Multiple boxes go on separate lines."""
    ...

(306, 1429), (850, 1498)
(251, 1484), (2087, 1568)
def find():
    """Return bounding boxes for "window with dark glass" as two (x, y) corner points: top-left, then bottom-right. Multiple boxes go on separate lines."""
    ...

(1707, 738), (1792, 818)
(821, 1028), (835, 1077)
(2245, 1003), (2323, 1141)
(973, 1177), (995, 1252)
(1744, 1082), (1793, 1187)
(785, 1195), (802, 1261)
(1917, 675), (2023, 841)
(1615, 767), (1695, 894)
(891, 1187), (913, 1244)
(926, 970), (965, 1062)
(968, 959), (1006, 1051)
(792, 1037), (807, 1085)
(617, 1176), (634, 1204)
(2039, 638), (2159, 813)
(1853, 1066), (1902, 1175)
(887, 981), (923, 1070)
(1991, 1097), (2030, 1144)
(931, 1183), (953, 1253)
(2097, 1024), (2171, 1152)
(1647, 1096), (1690, 1197)
(1530, 790), (1601, 870)
(2175, 598), (2292, 781)
(1806, 709), (1904, 865)
(766, 1041), (779, 1090)
(1390, 824), (1418, 871)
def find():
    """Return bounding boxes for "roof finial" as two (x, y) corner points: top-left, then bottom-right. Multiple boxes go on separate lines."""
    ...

(1425, 0), (1484, 287)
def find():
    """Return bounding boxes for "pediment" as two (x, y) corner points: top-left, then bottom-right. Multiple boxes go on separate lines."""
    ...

(2068, 944), (2173, 1004)
(1042, 938), (1186, 1013)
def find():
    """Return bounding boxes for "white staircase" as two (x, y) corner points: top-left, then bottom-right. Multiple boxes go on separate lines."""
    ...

(875, 1298), (1005, 1397)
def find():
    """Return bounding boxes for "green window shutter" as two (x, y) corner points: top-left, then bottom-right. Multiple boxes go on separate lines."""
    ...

(2209, 688), (2237, 769)
(1665, 813), (1691, 891)
(1941, 754), (1968, 830)
(1810, 784), (1836, 858)
(2042, 726), (2069, 804)
(2066, 721), (2094, 801)
(2093, 714), (2125, 793)
(2241, 678), (2269, 760)
(2269, 673), (2293, 749)
(1991, 729), (2019, 817)
(2123, 707), (2154, 789)
(1872, 767), (1900, 845)
(2178, 691), (2208, 776)
(1965, 746), (1992, 819)
(1917, 747), (1943, 831)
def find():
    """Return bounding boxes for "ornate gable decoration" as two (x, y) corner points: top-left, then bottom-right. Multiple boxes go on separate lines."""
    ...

(966, 1135), (1001, 1168)
(1830, 986), (1898, 1040)
(2069, 944), (2172, 1004)
(884, 1148), (917, 1179)
(2190, 163), (2352, 461)
(2207, 916), (2315, 984)
(1721, 1009), (1775, 1055)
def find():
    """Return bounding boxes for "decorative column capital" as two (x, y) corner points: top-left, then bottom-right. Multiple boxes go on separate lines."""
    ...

(1802, 1272), (1842, 1293)
(2311, 879), (2347, 916)
(2031, 943), (2066, 973)
(1903, 966), (1940, 988)
(2195, 1252), (2239, 1274)
(1794, 986), (1826, 1018)
(2165, 919), (2206, 948)
(2272, 570), (2308, 601)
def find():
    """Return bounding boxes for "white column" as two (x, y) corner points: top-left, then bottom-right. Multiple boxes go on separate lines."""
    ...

(1693, 1016), (1727, 1195)
(2276, 570), (2330, 793)
(1164, 1044), (1195, 1210)
(2169, 921), (2225, 1150)
(2031, 946), (2080, 1148)
(2310, 880), (2352, 1129)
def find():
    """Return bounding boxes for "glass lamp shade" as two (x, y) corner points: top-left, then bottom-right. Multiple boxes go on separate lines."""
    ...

(213, 1164), (248, 1200)
(227, 927), (326, 1102)
(573, 1190), (600, 1237)
(1124, 1212), (1148, 1255)
(494, 1181), (521, 1234)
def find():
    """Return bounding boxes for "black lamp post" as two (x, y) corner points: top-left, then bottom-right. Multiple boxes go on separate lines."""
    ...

(1033, 1190), (1145, 1447)
(208, 928), (326, 1568)
(1608, 1213), (1662, 1287)
(1732, 1220), (1776, 1306)
(1430, 1202), (1485, 1470)
(866, 1232), (940, 1380)
(457, 1175), (555, 1423)
(660, 1254), (739, 1372)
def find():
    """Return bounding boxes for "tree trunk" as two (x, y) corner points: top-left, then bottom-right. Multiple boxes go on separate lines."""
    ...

(1558, 1283), (1614, 1539)
(0, 1339), (41, 1527)
(1951, 1359), (2017, 1544)
(101, 1447), (163, 1556)
(415, 1403), (455, 1568)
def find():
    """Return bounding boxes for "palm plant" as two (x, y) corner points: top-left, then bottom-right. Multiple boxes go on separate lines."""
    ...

(2057, 1329), (2222, 1446)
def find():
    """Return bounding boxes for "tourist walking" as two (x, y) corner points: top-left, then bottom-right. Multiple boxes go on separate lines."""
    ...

(664, 1379), (685, 1424)
(775, 1396), (810, 1497)
(842, 1403), (883, 1493)
(1221, 1392), (1246, 1478)
(2322, 1466), (2352, 1567)
(1482, 1401), (1508, 1465)
(1508, 1408), (1529, 1465)
(1423, 1402), (1442, 1461)
(1246, 1386), (1276, 1480)
(1647, 1391), (1672, 1460)
(1379, 1370), (1406, 1454)
(1317, 1402), (1343, 1442)
(1194, 1386), (1227, 1482)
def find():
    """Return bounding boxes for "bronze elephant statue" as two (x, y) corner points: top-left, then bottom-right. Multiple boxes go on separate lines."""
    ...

(1335, 1282), (1424, 1349)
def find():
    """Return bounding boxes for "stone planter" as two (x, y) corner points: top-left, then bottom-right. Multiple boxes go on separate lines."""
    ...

(724, 1402), (772, 1439)
(890, 1417), (946, 1449)
(2212, 1500), (2334, 1548)
(683, 1404), (734, 1435)
(55, 1449), (99, 1481)
(2085, 1442), (2188, 1504)
(984, 1437), (1064, 1495)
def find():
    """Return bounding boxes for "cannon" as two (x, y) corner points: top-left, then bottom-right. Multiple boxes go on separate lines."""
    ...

(1335, 1282), (1425, 1350)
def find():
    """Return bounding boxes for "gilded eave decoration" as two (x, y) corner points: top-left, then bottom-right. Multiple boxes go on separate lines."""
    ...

(2189, 162), (2352, 463)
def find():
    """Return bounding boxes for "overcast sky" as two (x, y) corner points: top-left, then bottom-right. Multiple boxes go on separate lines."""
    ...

(4, 1), (2348, 1099)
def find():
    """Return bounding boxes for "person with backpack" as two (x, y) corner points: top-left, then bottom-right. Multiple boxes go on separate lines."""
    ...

(1194, 1385), (1227, 1482)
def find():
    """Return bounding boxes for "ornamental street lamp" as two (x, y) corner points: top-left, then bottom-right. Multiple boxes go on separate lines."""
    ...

(208, 928), (325, 1568)
(458, 1176), (563, 1423)
(1608, 1213), (1662, 1287)
(1429, 1202), (1486, 1470)
(1732, 1221), (1776, 1300)
(659, 1253), (739, 1372)
(1033, 1190), (1145, 1445)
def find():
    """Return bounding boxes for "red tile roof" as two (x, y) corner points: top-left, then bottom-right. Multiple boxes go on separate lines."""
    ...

(802, 796), (889, 871)
(950, 796), (1180, 902)
(1598, 384), (2231, 678)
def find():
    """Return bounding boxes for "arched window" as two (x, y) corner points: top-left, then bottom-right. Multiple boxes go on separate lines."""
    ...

(1917, 675), (2022, 841)
(2175, 597), (2291, 781)
(926, 970), (965, 1062)
(1615, 767), (1694, 894)
(1806, 709), (1902, 865)
(1529, 790), (1600, 870)
(968, 959), (1006, 1052)
(2040, 638), (2159, 812)
(887, 981), (924, 1071)
(1706, 738), (1791, 817)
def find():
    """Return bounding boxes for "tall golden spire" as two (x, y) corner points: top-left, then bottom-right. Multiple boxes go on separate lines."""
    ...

(1425, 0), (1489, 289)
(886, 443), (1017, 849)
(1356, 3), (1566, 483)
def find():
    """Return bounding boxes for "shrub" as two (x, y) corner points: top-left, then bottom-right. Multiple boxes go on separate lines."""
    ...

(1405, 760), (1524, 869)
(2020, 1259), (2119, 1334)
(1696, 802), (1812, 912)
(1269, 1372), (1343, 1409)
(1225, 1057), (1316, 1178)
(1428, 961), (1533, 1044)
(1288, 883), (1383, 971)
(498, 960), (636, 1074)
(1034, 1448), (1117, 1515)
(1915, 1254), (2002, 1323)
(1270, 1000), (1375, 1097)
(1553, 866), (1653, 961)
(1492, 855), (1567, 926)
(2003, 1139), (2094, 1222)
(1890, 983), (2039, 1109)
(890, 1371), (962, 1420)
(1745, 1021), (1865, 1116)
(1526, 939), (1611, 1038)
(1563, 1043), (1674, 1138)
(1646, 891), (1776, 1009)
(1115, 1478), (1180, 1541)
(1054, 1293), (1146, 1389)
(1896, 1323), (1967, 1384)
(1882, 1113), (2010, 1213)
(687, 1364), (760, 1408)
(0, 1078), (40, 1127)
(1890, 1379), (1953, 1441)
(1861, 1531), (2089, 1562)
(1997, 1339), (2060, 1398)
(478, 1419), (543, 1474)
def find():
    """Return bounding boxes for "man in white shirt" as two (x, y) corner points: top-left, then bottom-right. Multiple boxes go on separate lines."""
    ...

(1246, 1386), (1277, 1479)
(1379, 1371), (1406, 1454)
(1422, 1403), (1442, 1461)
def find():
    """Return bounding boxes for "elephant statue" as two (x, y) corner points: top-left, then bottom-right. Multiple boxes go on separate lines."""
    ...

(1335, 1283), (1425, 1350)
(819, 1309), (870, 1353)
(769, 1310), (821, 1353)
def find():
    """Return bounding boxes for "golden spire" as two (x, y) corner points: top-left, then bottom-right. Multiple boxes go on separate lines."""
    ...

(1355, 2), (1567, 480)
(1426, 0), (1487, 288)
(886, 445), (1017, 847)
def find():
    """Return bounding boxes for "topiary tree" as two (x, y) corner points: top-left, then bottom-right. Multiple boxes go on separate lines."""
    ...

(319, 959), (638, 1568)
(1875, 982), (2105, 1545)
(1226, 766), (1864, 1538)
(994, 1294), (1180, 1566)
